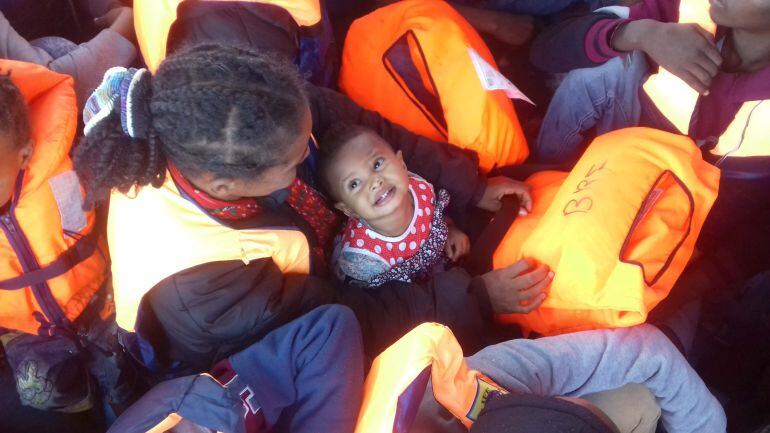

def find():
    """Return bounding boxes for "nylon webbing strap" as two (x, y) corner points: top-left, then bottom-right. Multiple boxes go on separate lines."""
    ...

(0, 235), (97, 290)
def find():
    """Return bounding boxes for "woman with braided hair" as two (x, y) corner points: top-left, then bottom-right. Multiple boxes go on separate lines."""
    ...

(74, 43), (551, 376)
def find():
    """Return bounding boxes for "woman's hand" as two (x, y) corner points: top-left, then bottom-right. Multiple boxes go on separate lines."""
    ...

(482, 259), (553, 314)
(477, 176), (533, 215)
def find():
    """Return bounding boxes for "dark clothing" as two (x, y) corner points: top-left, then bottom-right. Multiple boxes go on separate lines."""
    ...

(220, 305), (363, 433)
(168, 1), (337, 87)
(132, 84), (491, 371)
(0, 285), (139, 432)
(109, 306), (364, 433)
(471, 394), (618, 433)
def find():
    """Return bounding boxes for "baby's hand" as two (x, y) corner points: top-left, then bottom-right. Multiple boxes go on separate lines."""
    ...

(477, 176), (533, 216)
(445, 225), (470, 262)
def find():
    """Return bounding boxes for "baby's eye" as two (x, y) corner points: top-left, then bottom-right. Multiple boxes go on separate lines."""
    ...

(373, 158), (385, 170)
(349, 179), (360, 190)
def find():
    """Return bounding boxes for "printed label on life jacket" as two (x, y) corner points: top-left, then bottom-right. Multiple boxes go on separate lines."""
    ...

(467, 376), (507, 421)
(468, 48), (534, 105)
(49, 170), (87, 233)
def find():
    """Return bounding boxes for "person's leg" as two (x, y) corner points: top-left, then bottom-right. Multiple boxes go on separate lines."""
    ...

(29, 36), (79, 59)
(534, 51), (648, 164)
(581, 384), (661, 433)
(225, 305), (364, 433)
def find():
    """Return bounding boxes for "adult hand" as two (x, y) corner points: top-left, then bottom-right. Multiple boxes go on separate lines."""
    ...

(482, 259), (553, 314)
(613, 20), (721, 95)
(95, 6), (135, 43)
(477, 176), (533, 215)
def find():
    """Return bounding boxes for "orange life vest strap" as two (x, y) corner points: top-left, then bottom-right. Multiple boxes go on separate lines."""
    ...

(0, 233), (97, 291)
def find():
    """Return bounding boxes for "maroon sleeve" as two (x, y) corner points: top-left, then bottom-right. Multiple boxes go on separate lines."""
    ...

(584, 18), (629, 64)
(582, 0), (680, 64)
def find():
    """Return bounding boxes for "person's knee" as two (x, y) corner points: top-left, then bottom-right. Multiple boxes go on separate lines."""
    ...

(309, 305), (362, 348)
(582, 383), (661, 433)
(623, 384), (661, 430)
(313, 304), (358, 329)
(558, 57), (629, 100)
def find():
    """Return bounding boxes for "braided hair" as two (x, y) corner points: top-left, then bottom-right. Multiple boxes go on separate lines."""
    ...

(0, 73), (31, 149)
(74, 43), (309, 206)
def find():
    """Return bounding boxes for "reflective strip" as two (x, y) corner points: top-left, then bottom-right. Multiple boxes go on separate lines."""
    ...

(711, 101), (770, 160)
(643, 0), (715, 134)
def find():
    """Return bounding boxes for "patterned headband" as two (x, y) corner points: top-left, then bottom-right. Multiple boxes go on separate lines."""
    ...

(83, 67), (151, 139)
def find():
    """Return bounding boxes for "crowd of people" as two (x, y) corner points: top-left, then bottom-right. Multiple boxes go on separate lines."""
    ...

(0, 0), (768, 432)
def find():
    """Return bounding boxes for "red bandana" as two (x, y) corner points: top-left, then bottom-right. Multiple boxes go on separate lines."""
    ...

(168, 162), (340, 261)
(168, 162), (261, 220)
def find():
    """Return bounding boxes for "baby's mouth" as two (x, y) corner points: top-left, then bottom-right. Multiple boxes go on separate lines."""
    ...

(374, 186), (396, 207)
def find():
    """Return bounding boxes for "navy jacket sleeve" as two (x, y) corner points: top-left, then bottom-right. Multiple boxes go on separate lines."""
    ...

(144, 258), (493, 367)
(306, 84), (487, 213)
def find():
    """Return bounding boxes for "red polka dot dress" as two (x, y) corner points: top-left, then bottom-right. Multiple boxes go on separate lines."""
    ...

(332, 176), (450, 286)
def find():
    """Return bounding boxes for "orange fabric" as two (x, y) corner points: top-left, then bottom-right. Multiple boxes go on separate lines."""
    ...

(338, 0), (528, 173)
(0, 60), (107, 334)
(493, 128), (720, 336)
(354, 323), (506, 433)
(134, 0), (322, 73)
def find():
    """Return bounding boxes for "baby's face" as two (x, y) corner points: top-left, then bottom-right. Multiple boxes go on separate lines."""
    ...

(328, 131), (410, 226)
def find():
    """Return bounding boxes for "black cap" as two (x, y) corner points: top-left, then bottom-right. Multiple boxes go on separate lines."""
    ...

(470, 393), (619, 433)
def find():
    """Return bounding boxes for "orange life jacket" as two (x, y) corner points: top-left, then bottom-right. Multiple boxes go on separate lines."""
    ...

(134, 0), (322, 73)
(0, 60), (107, 335)
(643, 0), (770, 160)
(493, 128), (720, 336)
(108, 174), (312, 331)
(354, 323), (507, 433)
(338, 0), (528, 173)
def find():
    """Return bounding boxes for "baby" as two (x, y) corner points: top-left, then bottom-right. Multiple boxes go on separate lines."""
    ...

(321, 124), (470, 287)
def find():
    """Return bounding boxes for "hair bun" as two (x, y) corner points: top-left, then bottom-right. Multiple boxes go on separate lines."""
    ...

(83, 67), (152, 139)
